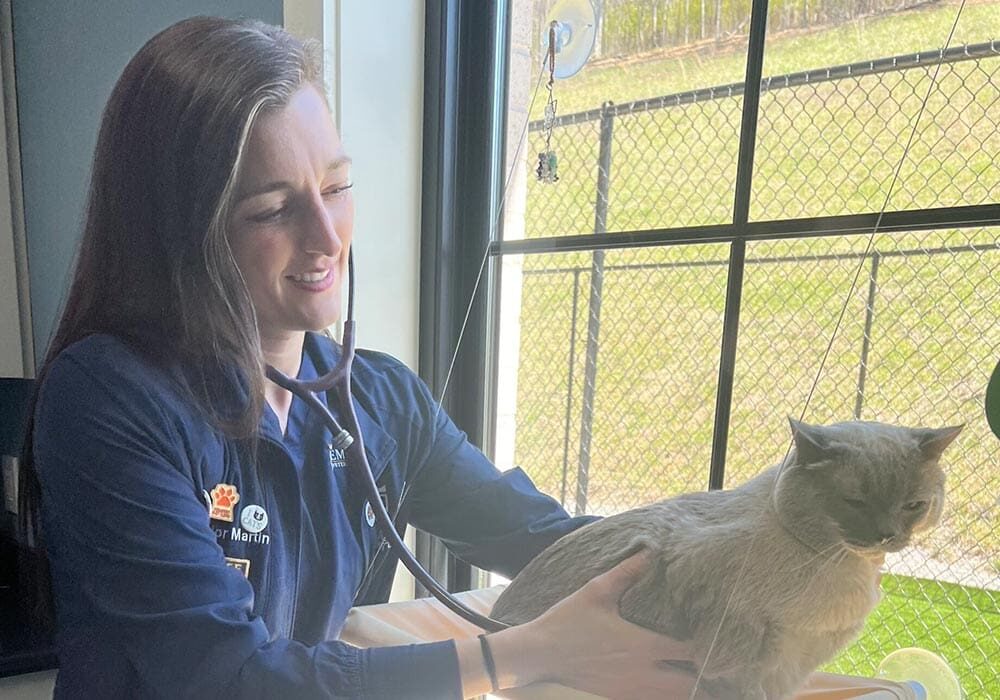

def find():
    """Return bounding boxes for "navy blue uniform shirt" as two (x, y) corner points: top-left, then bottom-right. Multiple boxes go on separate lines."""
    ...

(33, 332), (595, 699)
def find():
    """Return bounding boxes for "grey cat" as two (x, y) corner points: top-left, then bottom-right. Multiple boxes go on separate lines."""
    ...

(492, 419), (963, 699)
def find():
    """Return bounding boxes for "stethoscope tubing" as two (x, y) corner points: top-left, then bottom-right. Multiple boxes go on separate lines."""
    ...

(265, 257), (509, 632)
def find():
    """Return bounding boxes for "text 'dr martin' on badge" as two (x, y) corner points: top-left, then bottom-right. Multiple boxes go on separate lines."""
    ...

(209, 483), (240, 522)
(224, 557), (251, 578)
(240, 504), (268, 534)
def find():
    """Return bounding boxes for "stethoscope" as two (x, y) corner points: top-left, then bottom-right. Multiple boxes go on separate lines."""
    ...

(265, 251), (509, 632)
(262, 39), (584, 636)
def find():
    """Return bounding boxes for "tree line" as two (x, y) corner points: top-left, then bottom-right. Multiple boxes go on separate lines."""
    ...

(534, 0), (937, 59)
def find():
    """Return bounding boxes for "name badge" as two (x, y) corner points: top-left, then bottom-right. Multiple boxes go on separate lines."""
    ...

(224, 557), (251, 578)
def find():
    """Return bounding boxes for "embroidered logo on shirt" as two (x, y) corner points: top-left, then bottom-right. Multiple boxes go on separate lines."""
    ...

(329, 446), (347, 469)
(239, 504), (268, 534)
(224, 557), (251, 578)
(209, 483), (240, 522)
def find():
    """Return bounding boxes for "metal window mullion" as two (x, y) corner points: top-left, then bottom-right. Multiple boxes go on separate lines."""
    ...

(416, 0), (461, 599)
(709, 0), (770, 490)
(490, 203), (1000, 256)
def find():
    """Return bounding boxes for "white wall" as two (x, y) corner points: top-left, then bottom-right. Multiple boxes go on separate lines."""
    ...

(0, 1), (26, 377)
(333, 1), (424, 368)
(0, 671), (56, 699)
(0, 91), (24, 377)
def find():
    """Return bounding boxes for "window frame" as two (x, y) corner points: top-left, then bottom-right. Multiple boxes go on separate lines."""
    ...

(418, 0), (510, 593)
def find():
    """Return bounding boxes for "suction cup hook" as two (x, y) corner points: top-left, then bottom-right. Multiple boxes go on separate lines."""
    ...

(542, 0), (597, 79)
(535, 0), (597, 184)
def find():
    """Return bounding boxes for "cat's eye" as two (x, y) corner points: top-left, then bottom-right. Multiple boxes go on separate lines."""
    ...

(903, 500), (928, 511)
(843, 497), (866, 508)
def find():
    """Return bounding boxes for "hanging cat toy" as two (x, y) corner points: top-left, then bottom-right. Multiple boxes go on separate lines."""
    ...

(536, 21), (560, 184)
(534, 0), (597, 183)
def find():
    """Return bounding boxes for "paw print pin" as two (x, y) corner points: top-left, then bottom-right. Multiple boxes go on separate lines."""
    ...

(209, 483), (241, 522)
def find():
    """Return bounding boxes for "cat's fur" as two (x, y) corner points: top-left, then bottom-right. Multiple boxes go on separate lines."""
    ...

(491, 420), (962, 699)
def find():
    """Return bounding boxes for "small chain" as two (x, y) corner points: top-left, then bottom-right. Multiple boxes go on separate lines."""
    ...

(544, 22), (558, 152)
(537, 22), (560, 183)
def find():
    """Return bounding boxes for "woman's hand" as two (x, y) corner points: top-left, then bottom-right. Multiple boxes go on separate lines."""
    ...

(482, 551), (711, 699)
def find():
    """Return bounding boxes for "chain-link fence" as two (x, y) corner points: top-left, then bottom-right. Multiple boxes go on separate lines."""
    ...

(499, 42), (999, 694)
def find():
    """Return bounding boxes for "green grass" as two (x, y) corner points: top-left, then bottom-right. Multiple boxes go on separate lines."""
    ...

(825, 574), (1000, 697)
(508, 1), (1000, 693)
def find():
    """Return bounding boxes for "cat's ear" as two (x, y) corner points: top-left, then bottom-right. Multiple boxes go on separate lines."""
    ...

(788, 417), (829, 467)
(915, 424), (964, 461)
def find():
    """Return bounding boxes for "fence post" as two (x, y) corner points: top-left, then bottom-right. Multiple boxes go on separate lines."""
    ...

(560, 269), (582, 505)
(576, 102), (614, 516)
(855, 250), (881, 419)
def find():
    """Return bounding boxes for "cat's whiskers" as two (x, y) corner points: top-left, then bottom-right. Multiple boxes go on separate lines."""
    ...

(842, 540), (888, 559)
(785, 540), (849, 574)
(803, 547), (843, 584)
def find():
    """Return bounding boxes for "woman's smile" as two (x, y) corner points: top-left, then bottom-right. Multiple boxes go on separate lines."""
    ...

(286, 268), (336, 291)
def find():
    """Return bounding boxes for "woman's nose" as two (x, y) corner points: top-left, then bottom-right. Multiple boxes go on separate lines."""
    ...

(301, 194), (343, 256)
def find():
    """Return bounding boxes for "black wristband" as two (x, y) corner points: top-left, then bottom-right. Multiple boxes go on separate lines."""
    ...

(478, 633), (500, 692)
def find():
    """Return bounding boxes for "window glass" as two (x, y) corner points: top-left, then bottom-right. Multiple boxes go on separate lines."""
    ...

(495, 2), (999, 691)
(752, 0), (1000, 218)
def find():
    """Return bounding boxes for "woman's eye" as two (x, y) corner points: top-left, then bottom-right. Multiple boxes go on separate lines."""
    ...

(323, 182), (354, 198)
(247, 184), (351, 223)
(903, 500), (928, 512)
(250, 206), (287, 223)
(843, 497), (866, 508)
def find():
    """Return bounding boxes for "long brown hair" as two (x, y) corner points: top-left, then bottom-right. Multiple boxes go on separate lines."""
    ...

(18, 15), (324, 629)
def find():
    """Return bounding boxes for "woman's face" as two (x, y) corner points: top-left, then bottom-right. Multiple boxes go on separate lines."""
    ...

(228, 85), (355, 341)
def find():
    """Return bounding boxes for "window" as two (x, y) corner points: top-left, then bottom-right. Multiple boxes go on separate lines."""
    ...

(481, 0), (1000, 691)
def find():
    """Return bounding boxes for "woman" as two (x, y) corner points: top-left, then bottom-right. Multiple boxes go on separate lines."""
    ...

(21, 16), (700, 699)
